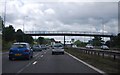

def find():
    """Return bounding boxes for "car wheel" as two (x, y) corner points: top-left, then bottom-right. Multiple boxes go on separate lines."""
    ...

(27, 56), (31, 60)
(31, 55), (33, 58)
(62, 52), (64, 54)
(9, 57), (12, 60)
(9, 57), (14, 61)
(52, 52), (54, 55)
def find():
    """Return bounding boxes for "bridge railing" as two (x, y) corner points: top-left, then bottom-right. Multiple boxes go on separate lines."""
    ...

(24, 31), (115, 36)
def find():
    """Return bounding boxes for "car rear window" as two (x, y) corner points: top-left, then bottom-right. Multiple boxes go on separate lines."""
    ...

(33, 45), (39, 47)
(54, 44), (63, 47)
(12, 44), (26, 48)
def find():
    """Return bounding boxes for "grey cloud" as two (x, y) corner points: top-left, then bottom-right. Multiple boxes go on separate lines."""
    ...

(4, 2), (118, 35)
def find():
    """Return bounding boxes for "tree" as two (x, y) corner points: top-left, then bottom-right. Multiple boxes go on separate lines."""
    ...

(105, 40), (110, 47)
(15, 29), (24, 42)
(74, 40), (86, 47)
(110, 33), (120, 48)
(0, 16), (4, 29)
(24, 35), (34, 44)
(92, 36), (103, 46)
(110, 36), (118, 47)
(44, 38), (51, 45)
(38, 37), (45, 45)
(15, 29), (33, 44)
(102, 33), (120, 48)
(2, 25), (15, 42)
(50, 38), (55, 42)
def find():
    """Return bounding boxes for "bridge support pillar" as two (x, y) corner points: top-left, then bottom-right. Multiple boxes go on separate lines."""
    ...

(64, 35), (65, 47)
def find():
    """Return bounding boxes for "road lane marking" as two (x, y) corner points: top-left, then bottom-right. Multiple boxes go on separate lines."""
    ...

(33, 61), (37, 65)
(17, 53), (41, 73)
(33, 52), (40, 57)
(41, 55), (43, 57)
(17, 62), (32, 73)
(65, 51), (106, 74)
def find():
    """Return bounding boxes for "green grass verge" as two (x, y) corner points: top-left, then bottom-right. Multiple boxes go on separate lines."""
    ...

(65, 48), (120, 73)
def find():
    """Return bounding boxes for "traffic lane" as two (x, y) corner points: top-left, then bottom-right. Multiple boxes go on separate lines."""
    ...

(20, 50), (100, 74)
(2, 51), (46, 73)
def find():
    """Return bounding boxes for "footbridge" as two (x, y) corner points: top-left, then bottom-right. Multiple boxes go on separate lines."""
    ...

(24, 31), (115, 37)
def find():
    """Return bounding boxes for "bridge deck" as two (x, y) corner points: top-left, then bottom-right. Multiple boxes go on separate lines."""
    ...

(24, 31), (115, 37)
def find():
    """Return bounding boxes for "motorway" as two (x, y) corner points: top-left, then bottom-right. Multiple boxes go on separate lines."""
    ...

(2, 49), (103, 74)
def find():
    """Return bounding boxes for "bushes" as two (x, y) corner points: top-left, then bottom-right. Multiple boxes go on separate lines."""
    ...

(2, 40), (13, 51)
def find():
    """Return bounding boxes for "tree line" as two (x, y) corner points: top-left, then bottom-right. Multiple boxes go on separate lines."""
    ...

(2, 26), (55, 50)
(2, 25), (34, 50)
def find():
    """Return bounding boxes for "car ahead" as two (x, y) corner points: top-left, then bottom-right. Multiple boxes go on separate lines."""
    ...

(32, 44), (42, 52)
(101, 45), (109, 50)
(41, 45), (47, 50)
(52, 44), (64, 55)
(86, 44), (93, 49)
(9, 42), (33, 60)
(72, 45), (77, 48)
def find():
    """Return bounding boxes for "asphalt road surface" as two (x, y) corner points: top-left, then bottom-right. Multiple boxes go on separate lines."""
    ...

(2, 49), (103, 74)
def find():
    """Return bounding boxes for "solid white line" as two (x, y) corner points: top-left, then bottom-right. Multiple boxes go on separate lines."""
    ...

(65, 51), (106, 74)
(33, 61), (37, 65)
(17, 62), (31, 73)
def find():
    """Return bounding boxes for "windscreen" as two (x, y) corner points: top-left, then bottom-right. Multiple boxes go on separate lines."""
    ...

(33, 45), (39, 47)
(11, 44), (26, 48)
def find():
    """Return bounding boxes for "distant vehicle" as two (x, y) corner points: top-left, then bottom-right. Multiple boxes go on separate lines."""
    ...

(101, 45), (109, 50)
(52, 44), (64, 55)
(46, 45), (52, 50)
(9, 42), (33, 60)
(41, 45), (47, 50)
(32, 44), (42, 51)
(86, 44), (93, 49)
(72, 45), (77, 48)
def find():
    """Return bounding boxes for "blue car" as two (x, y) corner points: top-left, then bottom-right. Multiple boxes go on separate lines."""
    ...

(9, 42), (33, 60)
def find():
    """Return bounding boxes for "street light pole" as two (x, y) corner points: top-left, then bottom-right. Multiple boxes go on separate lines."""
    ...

(22, 16), (28, 42)
(23, 16), (28, 32)
(102, 18), (105, 44)
(4, 0), (7, 27)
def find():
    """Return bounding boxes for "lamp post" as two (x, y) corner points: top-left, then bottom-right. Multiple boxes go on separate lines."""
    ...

(23, 16), (28, 32)
(3, 0), (7, 27)
(22, 16), (28, 42)
(102, 18), (105, 44)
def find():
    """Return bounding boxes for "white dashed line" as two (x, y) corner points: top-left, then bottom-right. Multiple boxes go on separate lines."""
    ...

(33, 53), (39, 57)
(41, 55), (43, 57)
(33, 61), (37, 65)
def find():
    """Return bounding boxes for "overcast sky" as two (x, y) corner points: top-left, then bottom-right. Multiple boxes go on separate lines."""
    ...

(0, 0), (119, 42)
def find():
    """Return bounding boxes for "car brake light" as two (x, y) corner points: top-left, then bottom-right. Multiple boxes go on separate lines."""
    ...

(25, 50), (29, 52)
